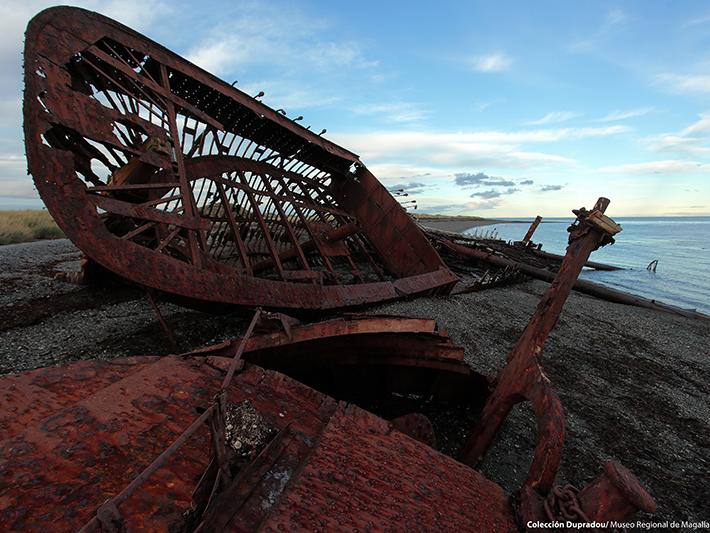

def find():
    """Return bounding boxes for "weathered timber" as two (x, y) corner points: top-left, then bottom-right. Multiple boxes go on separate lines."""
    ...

(23, 6), (458, 311)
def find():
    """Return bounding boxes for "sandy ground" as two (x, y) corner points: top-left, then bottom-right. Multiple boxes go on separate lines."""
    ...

(1, 239), (708, 527)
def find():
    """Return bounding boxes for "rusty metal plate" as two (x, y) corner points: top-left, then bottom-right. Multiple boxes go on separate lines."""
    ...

(0, 356), (516, 532)
(0, 356), (224, 531)
(256, 402), (517, 532)
(23, 6), (457, 311)
(189, 314), (469, 370)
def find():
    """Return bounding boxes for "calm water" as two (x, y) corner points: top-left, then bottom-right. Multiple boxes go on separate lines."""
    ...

(464, 217), (710, 315)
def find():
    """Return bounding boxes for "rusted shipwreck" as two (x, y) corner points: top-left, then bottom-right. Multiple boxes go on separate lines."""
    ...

(24, 6), (457, 311)
(7, 6), (660, 532)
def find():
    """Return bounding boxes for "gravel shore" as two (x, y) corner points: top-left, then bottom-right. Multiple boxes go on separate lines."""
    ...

(0, 239), (247, 374)
(1, 239), (708, 526)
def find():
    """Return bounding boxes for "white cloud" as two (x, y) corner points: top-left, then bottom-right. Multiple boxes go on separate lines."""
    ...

(93, 0), (172, 31)
(0, 0), (380, 201)
(647, 113), (710, 155)
(526, 111), (581, 125)
(0, 179), (35, 198)
(333, 126), (627, 159)
(466, 198), (502, 210)
(682, 14), (710, 27)
(469, 52), (513, 73)
(182, 3), (379, 117)
(0, 0), (173, 201)
(594, 107), (654, 122)
(680, 113), (710, 135)
(235, 81), (340, 111)
(308, 42), (379, 70)
(0, 98), (22, 130)
(649, 134), (710, 155)
(351, 102), (429, 123)
(598, 160), (710, 175)
(606, 8), (627, 27)
(186, 40), (248, 75)
(657, 74), (710, 94)
(367, 163), (448, 185)
(473, 99), (504, 112)
(0, 154), (33, 197)
(569, 8), (627, 53)
(331, 125), (628, 175)
(185, 4), (375, 76)
(0, 0), (171, 94)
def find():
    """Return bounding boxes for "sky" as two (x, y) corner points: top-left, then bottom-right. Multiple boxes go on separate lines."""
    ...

(1, 1), (710, 217)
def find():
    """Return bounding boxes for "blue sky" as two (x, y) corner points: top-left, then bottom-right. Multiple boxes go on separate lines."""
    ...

(1, 1), (709, 216)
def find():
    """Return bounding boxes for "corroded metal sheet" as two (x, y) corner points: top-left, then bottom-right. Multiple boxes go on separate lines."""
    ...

(23, 6), (457, 311)
(188, 313), (491, 414)
(0, 356), (224, 531)
(0, 356), (157, 442)
(0, 203), (659, 530)
(189, 314), (471, 373)
(257, 403), (517, 532)
(0, 357), (515, 532)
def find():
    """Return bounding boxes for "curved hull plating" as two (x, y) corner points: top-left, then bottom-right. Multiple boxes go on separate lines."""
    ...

(23, 7), (456, 310)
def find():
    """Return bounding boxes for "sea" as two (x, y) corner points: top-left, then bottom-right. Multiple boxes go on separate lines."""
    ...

(464, 216), (710, 316)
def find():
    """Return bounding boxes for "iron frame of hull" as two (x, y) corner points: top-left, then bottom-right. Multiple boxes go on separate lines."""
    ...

(23, 7), (457, 311)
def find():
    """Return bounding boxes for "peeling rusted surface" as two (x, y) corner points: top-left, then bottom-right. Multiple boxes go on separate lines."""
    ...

(577, 461), (657, 521)
(0, 314), (498, 531)
(253, 402), (516, 533)
(521, 215), (543, 244)
(23, 6), (456, 312)
(0, 213), (659, 531)
(391, 412), (438, 447)
(0, 356), (223, 531)
(0, 356), (157, 442)
(455, 199), (657, 524)
(0, 356), (514, 532)
(186, 313), (492, 419)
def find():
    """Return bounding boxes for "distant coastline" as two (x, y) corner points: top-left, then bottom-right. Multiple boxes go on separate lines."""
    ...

(416, 215), (528, 233)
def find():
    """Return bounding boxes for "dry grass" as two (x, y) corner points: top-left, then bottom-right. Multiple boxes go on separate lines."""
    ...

(0, 210), (64, 245)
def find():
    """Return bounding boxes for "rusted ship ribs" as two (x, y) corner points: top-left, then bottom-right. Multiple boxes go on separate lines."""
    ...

(421, 223), (622, 272)
(24, 7), (456, 312)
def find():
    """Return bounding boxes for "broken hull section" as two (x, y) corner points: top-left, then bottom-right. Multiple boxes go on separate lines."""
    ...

(0, 343), (511, 531)
(23, 7), (456, 311)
